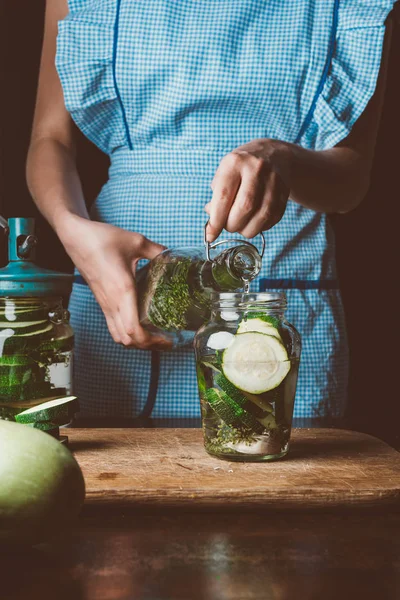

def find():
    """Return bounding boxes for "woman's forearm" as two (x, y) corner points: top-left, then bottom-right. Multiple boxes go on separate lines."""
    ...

(273, 140), (369, 214)
(26, 137), (89, 239)
(276, 20), (392, 215)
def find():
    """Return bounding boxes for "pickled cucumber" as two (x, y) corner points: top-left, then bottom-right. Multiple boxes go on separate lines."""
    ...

(222, 332), (291, 393)
(0, 381), (52, 401)
(215, 373), (266, 418)
(205, 387), (265, 434)
(237, 316), (282, 341)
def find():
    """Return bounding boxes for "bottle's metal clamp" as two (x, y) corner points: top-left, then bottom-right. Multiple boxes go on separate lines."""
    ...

(204, 220), (265, 263)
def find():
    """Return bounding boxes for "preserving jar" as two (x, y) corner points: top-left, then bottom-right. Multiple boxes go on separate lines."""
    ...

(0, 217), (76, 435)
(194, 292), (301, 461)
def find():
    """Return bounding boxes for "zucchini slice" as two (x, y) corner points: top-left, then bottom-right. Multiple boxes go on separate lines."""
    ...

(0, 320), (48, 331)
(0, 323), (52, 338)
(242, 312), (280, 328)
(0, 355), (36, 367)
(222, 332), (291, 394)
(0, 381), (52, 401)
(0, 324), (53, 354)
(205, 388), (242, 428)
(215, 373), (266, 418)
(0, 368), (35, 387)
(15, 395), (79, 425)
(38, 333), (74, 354)
(0, 307), (48, 322)
(237, 317), (282, 341)
(205, 388), (264, 434)
(25, 422), (60, 437)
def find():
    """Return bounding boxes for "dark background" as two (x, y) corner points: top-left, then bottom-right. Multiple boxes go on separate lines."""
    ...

(1, 3), (399, 444)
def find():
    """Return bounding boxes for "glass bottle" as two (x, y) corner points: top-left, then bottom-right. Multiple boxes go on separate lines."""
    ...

(194, 292), (301, 461)
(0, 217), (76, 436)
(136, 225), (265, 347)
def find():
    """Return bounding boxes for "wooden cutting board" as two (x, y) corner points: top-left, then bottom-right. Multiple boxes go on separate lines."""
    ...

(68, 428), (400, 510)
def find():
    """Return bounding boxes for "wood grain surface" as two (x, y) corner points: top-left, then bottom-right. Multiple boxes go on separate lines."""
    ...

(67, 428), (400, 509)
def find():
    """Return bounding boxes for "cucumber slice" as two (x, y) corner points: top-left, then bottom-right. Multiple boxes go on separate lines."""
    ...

(15, 395), (79, 425)
(0, 357), (39, 384)
(205, 388), (242, 428)
(201, 360), (222, 373)
(0, 381), (52, 401)
(25, 421), (60, 435)
(0, 354), (46, 393)
(222, 332), (291, 394)
(0, 320), (48, 331)
(215, 349), (224, 368)
(0, 355), (36, 367)
(243, 312), (280, 328)
(237, 317), (282, 341)
(207, 331), (234, 350)
(196, 364), (207, 397)
(0, 368), (35, 387)
(205, 388), (264, 434)
(0, 323), (52, 338)
(0, 307), (48, 322)
(38, 334), (74, 353)
(0, 324), (54, 354)
(215, 373), (266, 418)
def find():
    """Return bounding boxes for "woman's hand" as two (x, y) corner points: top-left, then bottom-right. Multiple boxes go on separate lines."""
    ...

(205, 139), (291, 242)
(59, 216), (171, 350)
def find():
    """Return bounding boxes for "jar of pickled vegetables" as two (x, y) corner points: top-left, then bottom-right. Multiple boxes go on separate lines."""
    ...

(0, 217), (76, 433)
(194, 292), (301, 461)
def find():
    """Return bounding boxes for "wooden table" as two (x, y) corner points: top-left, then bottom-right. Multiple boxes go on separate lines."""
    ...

(66, 428), (400, 509)
(1, 427), (399, 600)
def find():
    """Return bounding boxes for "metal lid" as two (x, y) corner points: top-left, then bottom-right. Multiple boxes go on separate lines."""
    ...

(0, 217), (73, 297)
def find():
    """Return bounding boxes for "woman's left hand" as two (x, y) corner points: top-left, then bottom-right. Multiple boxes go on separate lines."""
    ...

(205, 139), (291, 241)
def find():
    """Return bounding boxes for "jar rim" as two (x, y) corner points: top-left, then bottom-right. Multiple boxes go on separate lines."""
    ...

(210, 292), (287, 311)
(211, 292), (286, 302)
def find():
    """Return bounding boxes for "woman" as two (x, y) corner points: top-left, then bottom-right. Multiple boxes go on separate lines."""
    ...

(27, 0), (394, 422)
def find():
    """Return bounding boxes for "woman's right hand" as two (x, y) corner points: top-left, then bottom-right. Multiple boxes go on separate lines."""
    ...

(59, 216), (171, 350)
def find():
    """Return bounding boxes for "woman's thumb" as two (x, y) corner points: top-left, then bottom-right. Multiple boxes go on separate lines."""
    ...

(136, 235), (166, 260)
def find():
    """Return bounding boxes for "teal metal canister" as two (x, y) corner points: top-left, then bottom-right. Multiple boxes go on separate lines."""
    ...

(0, 217), (72, 297)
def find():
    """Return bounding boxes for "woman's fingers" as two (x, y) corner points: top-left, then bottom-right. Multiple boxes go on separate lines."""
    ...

(68, 222), (170, 350)
(113, 309), (132, 346)
(224, 162), (266, 233)
(104, 314), (122, 344)
(206, 152), (278, 241)
(94, 276), (170, 350)
(240, 172), (289, 239)
(206, 149), (290, 241)
(135, 235), (165, 261)
(206, 154), (241, 242)
(117, 286), (150, 347)
(117, 282), (172, 350)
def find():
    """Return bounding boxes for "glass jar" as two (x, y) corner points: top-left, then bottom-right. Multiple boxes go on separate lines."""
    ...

(0, 217), (76, 436)
(136, 225), (265, 348)
(0, 297), (74, 424)
(194, 292), (301, 461)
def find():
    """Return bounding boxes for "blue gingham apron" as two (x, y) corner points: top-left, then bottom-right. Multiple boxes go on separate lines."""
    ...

(56, 0), (394, 421)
